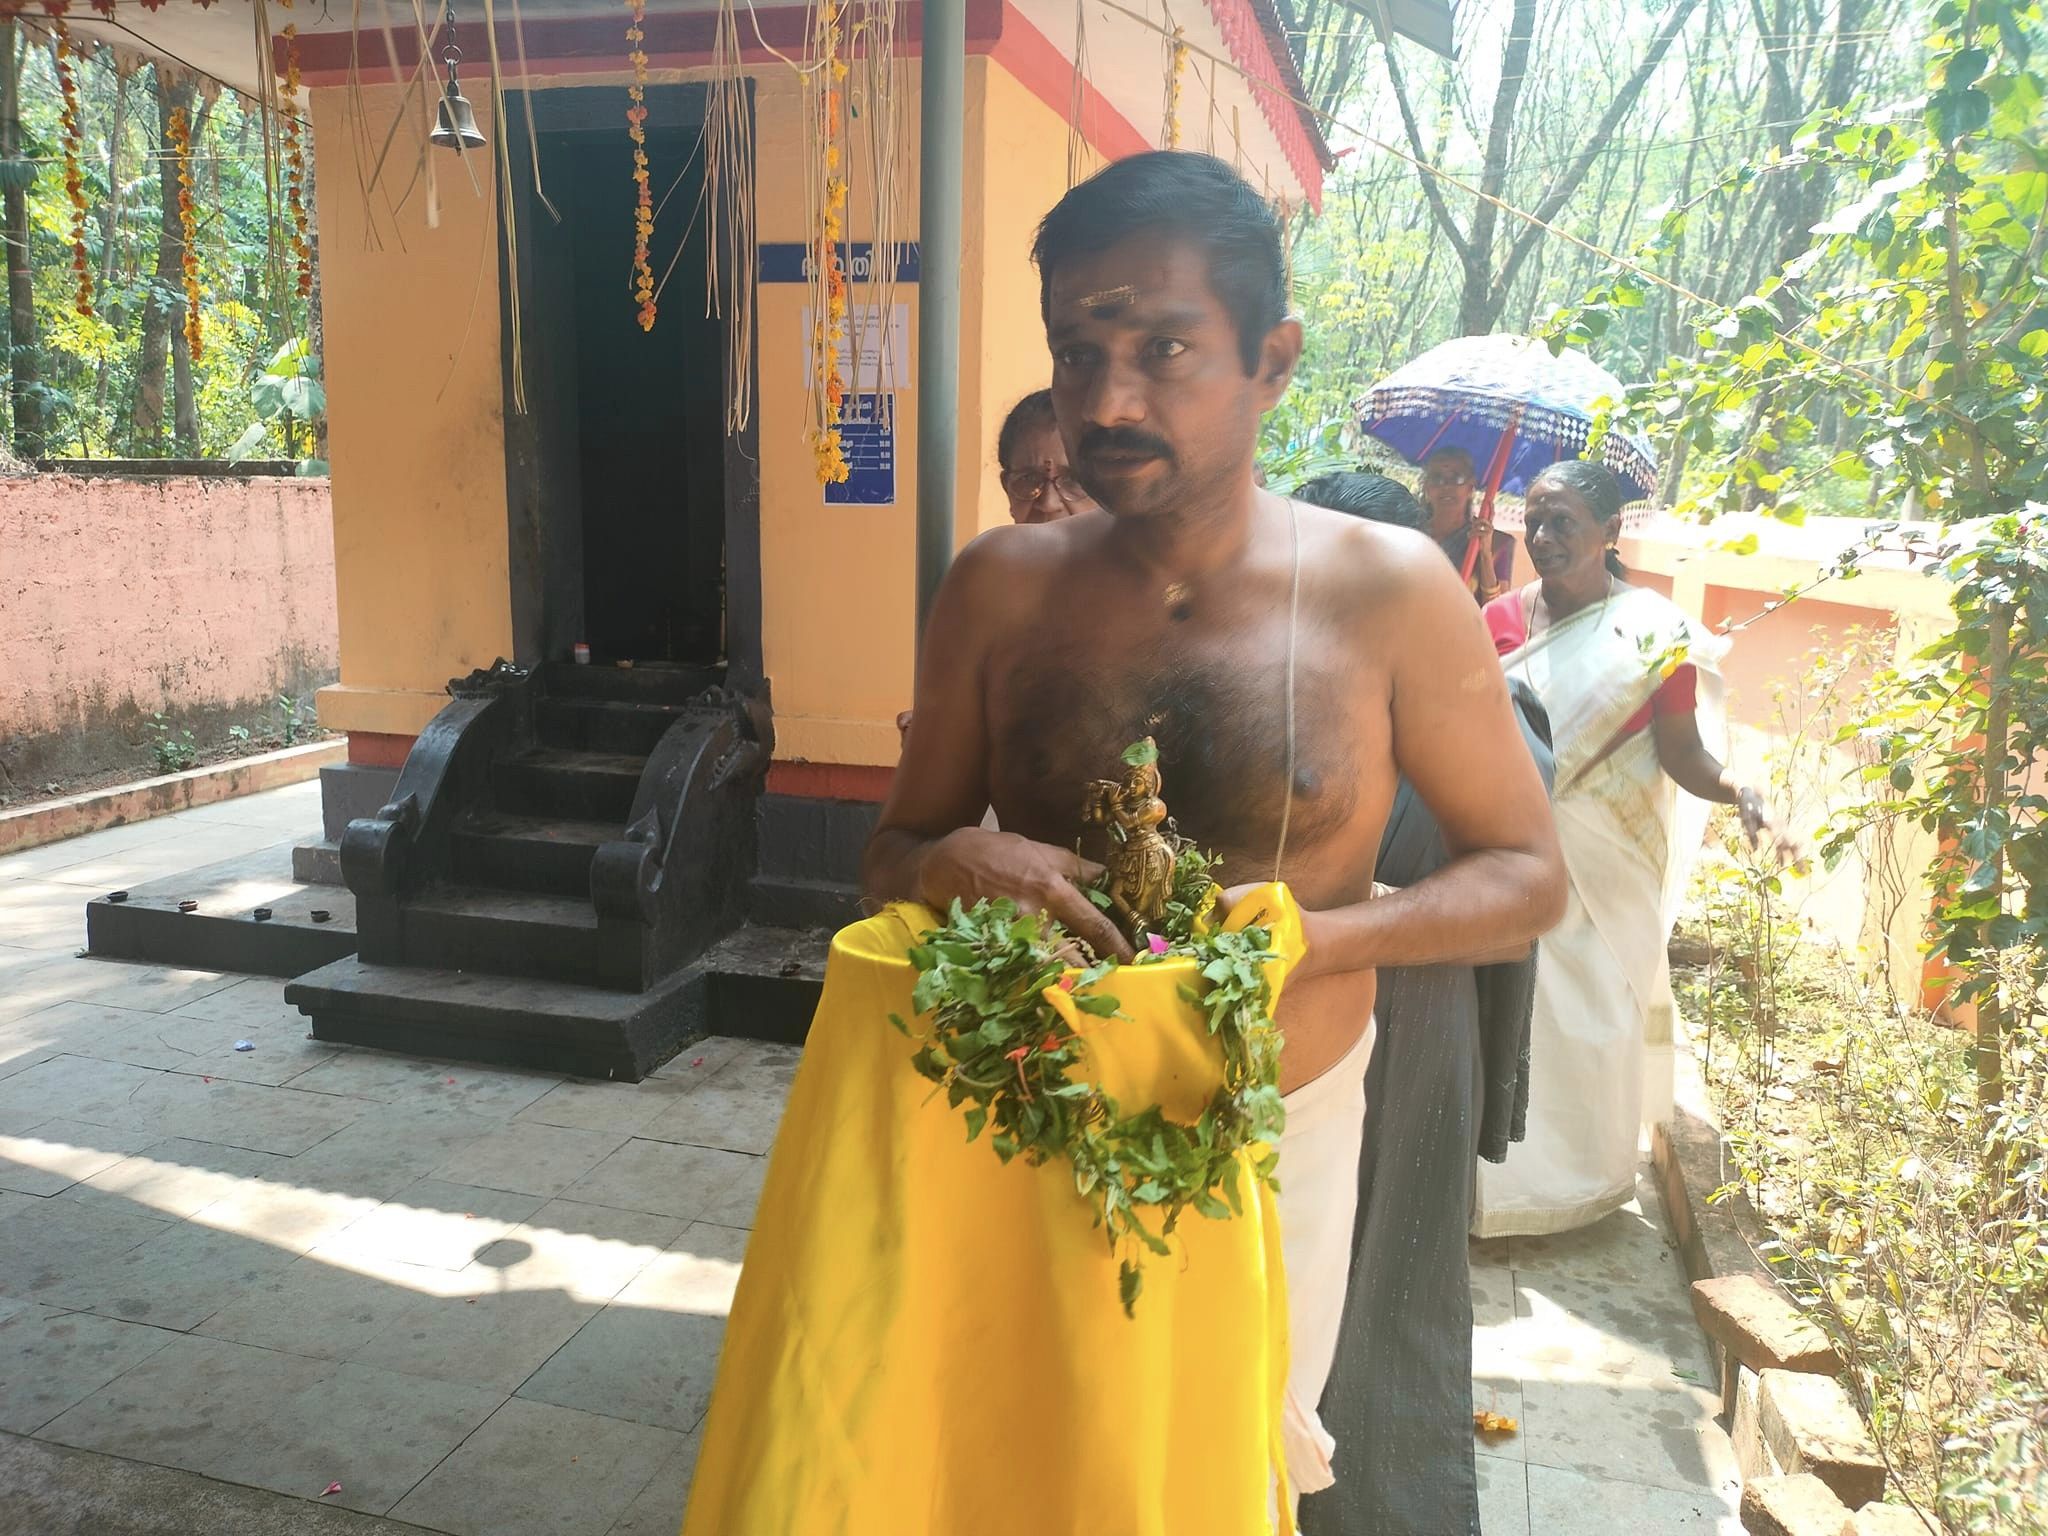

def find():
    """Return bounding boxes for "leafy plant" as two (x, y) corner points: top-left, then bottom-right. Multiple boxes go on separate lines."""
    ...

(228, 336), (325, 474)
(144, 711), (195, 774)
(1820, 515), (2048, 1097)
(892, 839), (1284, 1316)
(277, 692), (305, 746)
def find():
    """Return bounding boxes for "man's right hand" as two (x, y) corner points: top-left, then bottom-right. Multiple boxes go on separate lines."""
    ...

(913, 827), (1133, 962)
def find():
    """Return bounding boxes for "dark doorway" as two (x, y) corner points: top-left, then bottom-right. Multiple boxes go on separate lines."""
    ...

(500, 86), (753, 674)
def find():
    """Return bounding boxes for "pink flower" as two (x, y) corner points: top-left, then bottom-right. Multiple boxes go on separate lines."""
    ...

(1057, 974), (1078, 992)
(1146, 933), (1169, 956)
(1005, 1045), (1031, 1062)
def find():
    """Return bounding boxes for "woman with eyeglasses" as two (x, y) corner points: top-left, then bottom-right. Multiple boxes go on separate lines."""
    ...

(1418, 445), (1516, 603)
(997, 389), (1097, 524)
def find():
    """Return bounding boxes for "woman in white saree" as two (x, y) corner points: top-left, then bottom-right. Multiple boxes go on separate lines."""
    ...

(1473, 462), (1777, 1237)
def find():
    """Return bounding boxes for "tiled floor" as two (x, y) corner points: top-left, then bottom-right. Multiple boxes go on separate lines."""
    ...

(0, 784), (1741, 1534)
(1470, 1177), (1744, 1533)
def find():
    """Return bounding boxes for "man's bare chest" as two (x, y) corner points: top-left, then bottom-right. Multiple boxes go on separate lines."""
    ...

(986, 621), (1372, 865)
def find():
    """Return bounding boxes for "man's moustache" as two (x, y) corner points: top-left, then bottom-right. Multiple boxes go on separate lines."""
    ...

(1077, 429), (1174, 463)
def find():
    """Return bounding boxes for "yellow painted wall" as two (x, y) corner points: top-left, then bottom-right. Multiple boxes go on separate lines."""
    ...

(750, 64), (921, 768)
(308, 85), (513, 738)
(761, 55), (1094, 764)
(304, 55), (1086, 764)
(968, 59), (1085, 539)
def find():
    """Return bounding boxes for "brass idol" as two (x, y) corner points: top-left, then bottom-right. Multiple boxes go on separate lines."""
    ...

(1083, 738), (1176, 942)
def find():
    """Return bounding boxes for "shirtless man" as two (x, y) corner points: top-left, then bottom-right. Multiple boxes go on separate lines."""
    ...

(863, 152), (1563, 1499)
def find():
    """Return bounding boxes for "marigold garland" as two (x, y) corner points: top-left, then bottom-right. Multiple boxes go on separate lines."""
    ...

(626, 0), (655, 331)
(54, 22), (91, 317)
(808, 4), (850, 484)
(279, 25), (313, 300)
(1164, 25), (1188, 149)
(166, 105), (202, 361)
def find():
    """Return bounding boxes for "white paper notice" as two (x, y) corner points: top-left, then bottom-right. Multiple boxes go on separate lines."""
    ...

(802, 302), (909, 393)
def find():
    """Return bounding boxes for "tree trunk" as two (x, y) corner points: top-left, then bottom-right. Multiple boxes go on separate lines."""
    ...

(2, 19), (44, 459)
(132, 72), (196, 452)
(1456, 0), (1538, 334)
(91, 67), (130, 434)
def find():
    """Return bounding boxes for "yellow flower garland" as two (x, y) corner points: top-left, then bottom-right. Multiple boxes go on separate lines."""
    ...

(280, 25), (313, 300)
(809, 4), (850, 485)
(1165, 27), (1189, 150)
(54, 22), (91, 318)
(627, 0), (655, 332)
(166, 105), (202, 362)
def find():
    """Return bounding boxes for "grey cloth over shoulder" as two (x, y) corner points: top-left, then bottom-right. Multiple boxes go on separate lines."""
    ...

(1298, 678), (1554, 1536)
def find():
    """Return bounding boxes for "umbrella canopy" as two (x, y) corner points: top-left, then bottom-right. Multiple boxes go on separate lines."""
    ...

(1357, 334), (1660, 502)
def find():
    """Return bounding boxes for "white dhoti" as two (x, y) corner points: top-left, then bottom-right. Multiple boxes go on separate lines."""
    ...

(1276, 1015), (1377, 1503)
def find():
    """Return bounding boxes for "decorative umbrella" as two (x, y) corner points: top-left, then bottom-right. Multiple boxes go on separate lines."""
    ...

(1357, 334), (1659, 596)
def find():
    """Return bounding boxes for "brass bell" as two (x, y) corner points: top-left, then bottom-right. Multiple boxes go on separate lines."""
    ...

(429, 12), (485, 154)
(431, 80), (485, 152)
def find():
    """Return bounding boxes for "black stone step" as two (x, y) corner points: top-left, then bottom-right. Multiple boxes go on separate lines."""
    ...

(696, 924), (831, 1046)
(286, 957), (699, 1081)
(450, 812), (620, 896)
(491, 748), (646, 822)
(538, 660), (722, 706)
(747, 872), (866, 930)
(534, 696), (691, 756)
(86, 848), (359, 979)
(403, 883), (601, 985)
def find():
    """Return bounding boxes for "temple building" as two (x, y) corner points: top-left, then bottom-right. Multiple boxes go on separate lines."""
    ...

(55, 0), (1336, 1075)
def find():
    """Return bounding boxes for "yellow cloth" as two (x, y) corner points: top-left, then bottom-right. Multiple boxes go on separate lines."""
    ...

(681, 885), (1307, 1536)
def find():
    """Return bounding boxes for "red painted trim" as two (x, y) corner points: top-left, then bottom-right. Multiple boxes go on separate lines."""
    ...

(347, 731), (415, 770)
(294, 0), (1003, 88)
(766, 761), (895, 804)
(987, 2), (1151, 164)
(1203, 0), (1327, 208)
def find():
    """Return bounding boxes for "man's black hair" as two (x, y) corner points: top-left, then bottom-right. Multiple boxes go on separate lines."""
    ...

(1296, 471), (1429, 532)
(1032, 151), (1286, 375)
(996, 389), (1057, 472)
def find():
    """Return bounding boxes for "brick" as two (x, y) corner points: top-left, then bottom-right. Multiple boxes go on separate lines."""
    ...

(1759, 1369), (1886, 1509)
(1742, 1474), (1853, 1536)
(1841, 1506), (1936, 1535)
(1730, 1365), (1773, 1481)
(1693, 1274), (1841, 1375)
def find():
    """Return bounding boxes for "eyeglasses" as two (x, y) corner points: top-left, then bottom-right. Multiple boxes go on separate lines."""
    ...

(1422, 469), (1476, 489)
(1007, 467), (1088, 504)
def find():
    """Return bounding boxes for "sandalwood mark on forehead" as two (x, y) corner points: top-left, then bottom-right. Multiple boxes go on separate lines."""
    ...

(1080, 284), (1140, 316)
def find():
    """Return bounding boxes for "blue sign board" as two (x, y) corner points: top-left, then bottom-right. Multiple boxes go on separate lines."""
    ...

(760, 242), (921, 285)
(825, 392), (896, 506)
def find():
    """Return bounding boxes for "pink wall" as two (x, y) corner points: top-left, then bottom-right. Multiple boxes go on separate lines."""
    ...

(0, 474), (338, 791)
(1700, 587), (1892, 730)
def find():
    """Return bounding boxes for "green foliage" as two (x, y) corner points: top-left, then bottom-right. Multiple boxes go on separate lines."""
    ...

(229, 336), (326, 473)
(5, 51), (318, 460)
(144, 712), (195, 775)
(892, 840), (1284, 1317)
(1683, 908), (2048, 1531)
(1549, 1), (2048, 524)
(1821, 515), (2048, 994)
(276, 693), (306, 747)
